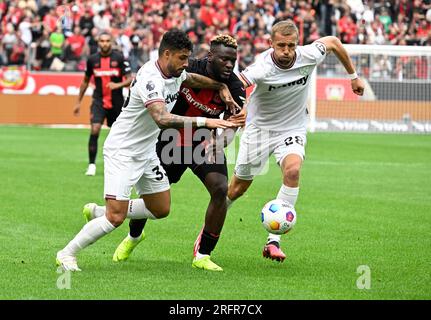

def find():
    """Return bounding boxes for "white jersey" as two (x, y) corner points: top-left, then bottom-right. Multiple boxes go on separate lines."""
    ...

(240, 42), (327, 132)
(104, 60), (187, 158)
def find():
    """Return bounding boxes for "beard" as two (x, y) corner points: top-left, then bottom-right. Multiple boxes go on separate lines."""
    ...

(100, 46), (111, 55)
(168, 64), (184, 77)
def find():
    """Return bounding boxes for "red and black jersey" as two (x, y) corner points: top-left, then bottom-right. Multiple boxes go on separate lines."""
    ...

(170, 58), (245, 146)
(85, 50), (131, 109)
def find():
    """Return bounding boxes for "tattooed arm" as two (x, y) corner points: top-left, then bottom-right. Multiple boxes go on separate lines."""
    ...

(147, 101), (237, 130)
(183, 72), (226, 90)
(183, 73), (240, 114)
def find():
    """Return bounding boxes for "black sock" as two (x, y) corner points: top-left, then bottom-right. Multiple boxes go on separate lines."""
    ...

(198, 230), (220, 255)
(129, 219), (147, 238)
(88, 134), (99, 164)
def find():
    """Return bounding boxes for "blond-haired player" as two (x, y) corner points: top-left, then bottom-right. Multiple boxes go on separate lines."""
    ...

(227, 20), (365, 261)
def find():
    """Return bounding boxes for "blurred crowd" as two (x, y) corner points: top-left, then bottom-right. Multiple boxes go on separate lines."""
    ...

(0, 0), (430, 72)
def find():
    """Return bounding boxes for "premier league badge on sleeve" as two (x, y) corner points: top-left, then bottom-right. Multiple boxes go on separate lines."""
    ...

(315, 42), (326, 55)
(146, 81), (155, 91)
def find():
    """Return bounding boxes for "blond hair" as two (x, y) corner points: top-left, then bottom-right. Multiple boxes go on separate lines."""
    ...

(271, 20), (299, 39)
(210, 34), (238, 49)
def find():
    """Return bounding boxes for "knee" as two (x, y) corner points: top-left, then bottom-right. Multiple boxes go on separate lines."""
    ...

(151, 204), (170, 219)
(106, 212), (126, 227)
(90, 126), (101, 136)
(210, 182), (228, 200)
(228, 181), (248, 200)
(283, 165), (301, 183)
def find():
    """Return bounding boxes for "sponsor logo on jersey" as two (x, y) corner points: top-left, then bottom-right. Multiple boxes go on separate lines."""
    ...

(180, 87), (223, 116)
(93, 69), (120, 77)
(165, 92), (180, 104)
(268, 75), (309, 91)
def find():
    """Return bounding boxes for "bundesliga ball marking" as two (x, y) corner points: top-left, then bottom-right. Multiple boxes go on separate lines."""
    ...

(269, 221), (280, 230)
(269, 203), (281, 213)
(286, 211), (294, 222)
(261, 199), (297, 235)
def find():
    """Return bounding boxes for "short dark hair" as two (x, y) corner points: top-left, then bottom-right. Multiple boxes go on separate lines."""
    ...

(98, 30), (111, 38)
(158, 28), (193, 56)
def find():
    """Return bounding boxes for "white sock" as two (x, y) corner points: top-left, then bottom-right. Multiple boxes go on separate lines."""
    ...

(267, 185), (299, 244)
(94, 205), (106, 218)
(127, 199), (157, 219)
(128, 233), (142, 242)
(93, 199), (157, 220)
(267, 233), (281, 244)
(62, 215), (115, 256)
(277, 184), (299, 207)
(226, 196), (234, 210)
(195, 251), (209, 260)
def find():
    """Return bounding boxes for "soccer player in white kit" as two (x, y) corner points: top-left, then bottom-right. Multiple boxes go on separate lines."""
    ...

(56, 29), (240, 271)
(227, 20), (365, 262)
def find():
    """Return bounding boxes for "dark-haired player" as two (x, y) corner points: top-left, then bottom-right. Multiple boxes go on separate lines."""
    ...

(83, 35), (246, 271)
(56, 29), (240, 271)
(73, 31), (132, 176)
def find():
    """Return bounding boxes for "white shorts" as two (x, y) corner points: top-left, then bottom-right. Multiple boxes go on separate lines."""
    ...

(103, 149), (170, 201)
(234, 124), (307, 180)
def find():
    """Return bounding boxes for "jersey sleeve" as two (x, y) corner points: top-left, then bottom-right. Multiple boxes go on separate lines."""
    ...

(135, 76), (165, 108)
(239, 60), (262, 87)
(303, 41), (327, 65)
(84, 58), (93, 78)
(121, 57), (132, 76)
(230, 81), (246, 110)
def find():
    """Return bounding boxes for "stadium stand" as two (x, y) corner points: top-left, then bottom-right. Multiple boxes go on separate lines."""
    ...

(0, 0), (430, 72)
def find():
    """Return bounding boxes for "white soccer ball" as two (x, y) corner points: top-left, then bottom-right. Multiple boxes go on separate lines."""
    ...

(261, 199), (297, 235)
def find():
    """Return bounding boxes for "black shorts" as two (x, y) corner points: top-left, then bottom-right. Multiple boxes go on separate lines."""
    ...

(156, 142), (228, 184)
(90, 100), (123, 127)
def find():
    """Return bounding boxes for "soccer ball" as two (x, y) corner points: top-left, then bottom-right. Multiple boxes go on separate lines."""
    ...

(261, 199), (297, 235)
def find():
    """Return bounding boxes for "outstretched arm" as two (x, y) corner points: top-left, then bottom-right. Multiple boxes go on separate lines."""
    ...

(183, 72), (240, 114)
(205, 92), (247, 161)
(317, 36), (365, 96)
(147, 101), (238, 130)
(183, 72), (225, 90)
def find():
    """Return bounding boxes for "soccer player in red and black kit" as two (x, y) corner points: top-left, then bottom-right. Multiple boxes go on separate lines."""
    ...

(83, 35), (246, 271)
(73, 31), (132, 176)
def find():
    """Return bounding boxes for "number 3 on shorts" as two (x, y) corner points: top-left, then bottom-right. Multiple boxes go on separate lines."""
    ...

(284, 136), (304, 147)
(152, 166), (164, 181)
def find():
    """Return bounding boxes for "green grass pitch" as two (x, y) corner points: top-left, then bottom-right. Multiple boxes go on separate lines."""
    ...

(0, 126), (430, 300)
